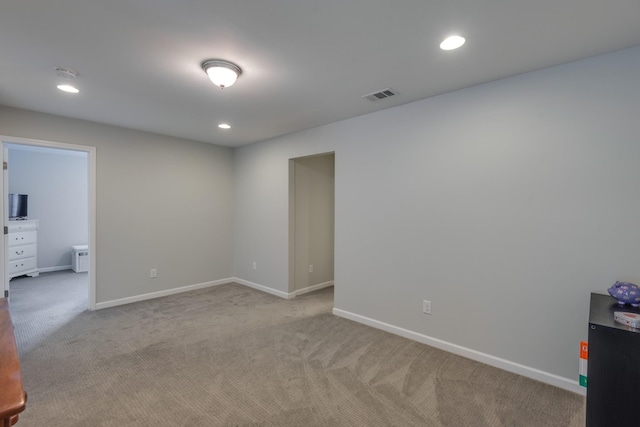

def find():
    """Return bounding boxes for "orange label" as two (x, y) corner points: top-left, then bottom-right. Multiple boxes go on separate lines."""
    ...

(580, 341), (588, 360)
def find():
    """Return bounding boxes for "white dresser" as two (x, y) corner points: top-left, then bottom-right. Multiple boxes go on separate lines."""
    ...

(8, 220), (39, 279)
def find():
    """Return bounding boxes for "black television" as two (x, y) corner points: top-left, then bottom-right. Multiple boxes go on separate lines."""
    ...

(9, 194), (28, 219)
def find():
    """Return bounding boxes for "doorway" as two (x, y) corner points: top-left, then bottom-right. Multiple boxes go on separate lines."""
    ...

(288, 152), (335, 296)
(1, 136), (96, 310)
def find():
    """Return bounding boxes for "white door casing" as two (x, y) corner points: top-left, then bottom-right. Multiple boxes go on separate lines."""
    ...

(2, 145), (8, 297)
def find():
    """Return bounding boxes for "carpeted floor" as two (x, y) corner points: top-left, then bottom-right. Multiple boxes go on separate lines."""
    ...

(9, 270), (88, 354)
(8, 274), (585, 426)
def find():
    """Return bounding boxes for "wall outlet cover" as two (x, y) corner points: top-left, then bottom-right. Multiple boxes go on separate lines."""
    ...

(423, 300), (431, 314)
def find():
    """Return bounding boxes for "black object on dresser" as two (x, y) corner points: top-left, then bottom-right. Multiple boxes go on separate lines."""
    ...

(587, 292), (640, 427)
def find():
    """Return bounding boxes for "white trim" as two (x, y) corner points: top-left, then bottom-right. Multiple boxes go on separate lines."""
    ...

(293, 280), (334, 297)
(87, 144), (97, 310)
(38, 265), (72, 273)
(234, 278), (334, 299)
(233, 277), (293, 299)
(95, 278), (234, 310)
(2, 145), (7, 296)
(332, 308), (585, 396)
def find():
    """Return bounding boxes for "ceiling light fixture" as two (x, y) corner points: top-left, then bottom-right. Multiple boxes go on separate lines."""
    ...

(218, 123), (231, 129)
(201, 59), (242, 89)
(54, 67), (79, 93)
(440, 35), (466, 50)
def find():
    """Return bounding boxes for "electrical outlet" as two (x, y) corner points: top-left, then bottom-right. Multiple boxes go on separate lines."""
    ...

(150, 268), (157, 278)
(309, 264), (313, 273)
(423, 300), (431, 314)
(252, 261), (257, 270)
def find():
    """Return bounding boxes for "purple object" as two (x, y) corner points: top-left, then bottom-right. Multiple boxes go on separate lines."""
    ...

(607, 281), (640, 307)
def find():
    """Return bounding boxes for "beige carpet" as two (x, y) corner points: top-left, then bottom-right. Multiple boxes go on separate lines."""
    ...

(9, 270), (88, 354)
(9, 276), (585, 426)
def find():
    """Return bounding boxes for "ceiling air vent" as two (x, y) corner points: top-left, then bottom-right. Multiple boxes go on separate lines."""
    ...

(362, 88), (398, 102)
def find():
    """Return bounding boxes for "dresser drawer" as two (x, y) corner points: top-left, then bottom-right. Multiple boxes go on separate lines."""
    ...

(8, 221), (37, 232)
(9, 231), (36, 246)
(8, 244), (36, 261)
(8, 257), (37, 275)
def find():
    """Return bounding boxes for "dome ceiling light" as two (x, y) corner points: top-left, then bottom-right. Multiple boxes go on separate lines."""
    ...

(201, 59), (242, 89)
(55, 66), (80, 93)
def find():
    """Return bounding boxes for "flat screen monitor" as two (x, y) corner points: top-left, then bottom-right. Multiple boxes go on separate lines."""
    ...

(9, 194), (28, 219)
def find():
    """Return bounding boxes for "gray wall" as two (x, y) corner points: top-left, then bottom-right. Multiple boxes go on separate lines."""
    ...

(292, 154), (334, 291)
(7, 145), (88, 269)
(0, 108), (234, 303)
(233, 46), (640, 382)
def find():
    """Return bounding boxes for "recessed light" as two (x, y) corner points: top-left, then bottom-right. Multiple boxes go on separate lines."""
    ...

(57, 84), (79, 93)
(440, 35), (466, 51)
(218, 123), (231, 129)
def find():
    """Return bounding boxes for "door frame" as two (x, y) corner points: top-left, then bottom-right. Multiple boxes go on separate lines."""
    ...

(288, 151), (335, 296)
(1, 135), (97, 310)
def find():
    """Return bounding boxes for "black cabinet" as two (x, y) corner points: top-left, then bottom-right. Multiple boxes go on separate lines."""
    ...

(587, 293), (640, 427)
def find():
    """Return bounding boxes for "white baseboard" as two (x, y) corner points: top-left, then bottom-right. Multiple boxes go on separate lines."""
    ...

(232, 277), (293, 299)
(332, 308), (585, 396)
(95, 278), (234, 310)
(38, 265), (73, 273)
(232, 278), (334, 299)
(293, 281), (334, 297)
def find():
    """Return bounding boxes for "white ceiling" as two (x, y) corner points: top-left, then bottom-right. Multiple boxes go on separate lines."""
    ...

(1, 1), (639, 148)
